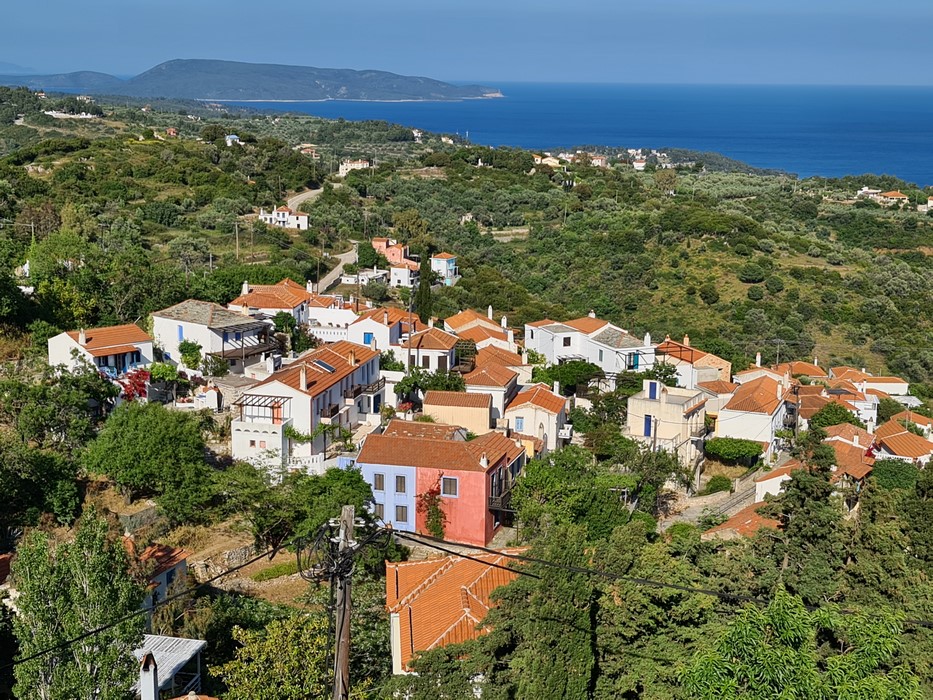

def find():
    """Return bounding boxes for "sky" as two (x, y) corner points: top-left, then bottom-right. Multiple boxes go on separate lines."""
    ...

(3, 0), (933, 85)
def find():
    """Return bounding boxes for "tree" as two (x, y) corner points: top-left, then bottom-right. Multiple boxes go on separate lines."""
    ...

(878, 397), (907, 424)
(213, 614), (366, 700)
(12, 514), (145, 700)
(178, 339), (203, 370)
(704, 436), (763, 464)
(681, 587), (921, 699)
(414, 254), (433, 324)
(809, 401), (865, 429)
(654, 168), (677, 194)
(872, 458), (920, 491)
(362, 279), (390, 302)
(531, 360), (602, 395)
(417, 476), (447, 538)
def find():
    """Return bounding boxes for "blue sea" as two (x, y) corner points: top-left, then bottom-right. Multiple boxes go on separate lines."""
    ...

(227, 84), (933, 185)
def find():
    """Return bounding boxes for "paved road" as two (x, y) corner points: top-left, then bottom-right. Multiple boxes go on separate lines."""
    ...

(286, 187), (323, 211)
(317, 242), (358, 293)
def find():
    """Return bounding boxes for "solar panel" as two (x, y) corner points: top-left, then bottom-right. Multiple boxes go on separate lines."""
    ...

(314, 360), (336, 373)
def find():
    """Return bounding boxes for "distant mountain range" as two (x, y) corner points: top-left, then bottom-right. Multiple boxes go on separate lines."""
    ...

(0, 59), (501, 102)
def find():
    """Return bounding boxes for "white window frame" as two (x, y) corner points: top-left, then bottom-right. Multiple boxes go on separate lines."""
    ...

(441, 476), (459, 498)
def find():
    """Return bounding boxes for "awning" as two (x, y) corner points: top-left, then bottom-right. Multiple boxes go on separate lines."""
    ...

(87, 344), (140, 357)
(232, 394), (292, 408)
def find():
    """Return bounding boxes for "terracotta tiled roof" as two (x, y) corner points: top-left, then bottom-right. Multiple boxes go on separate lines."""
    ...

(824, 379), (866, 402)
(445, 309), (499, 333)
(506, 383), (566, 415)
(252, 341), (377, 398)
(123, 538), (189, 580)
(464, 363), (518, 388)
(65, 324), (151, 351)
(383, 419), (465, 441)
(400, 327), (459, 351)
(656, 339), (708, 365)
(865, 388), (891, 399)
(797, 394), (857, 421)
(796, 385), (827, 396)
(880, 191), (908, 199)
(697, 380), (738, 395)
(358, 431), (522, 473)
(353, 306), (421, 330)
(431, 252), (456, 260)
(563, 316), (610, 334)
(702, 502), (779, 540)
(423, 390), (492, 409)
(754, 459), (802, 483)
(774, 361), (827, 378)
(892, 411), (933, 429)
(229, 278), (312, 310)
(386, 549), (526, 670)
(875, 420), (933, 459)
(823, 423), (874, 446)
(831, 443), (874, 481)
(526, 319), (557, 328)
(476, 346), (523, 368)
(875, 419), (907, 440)
(722, 376), (787, 415)
(458, 326), (509, 344)
(830, 366), (869, 383)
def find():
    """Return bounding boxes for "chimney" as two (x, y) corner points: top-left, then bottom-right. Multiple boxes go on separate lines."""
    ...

(501, 315), (507, 329)
(861, 367), (866, 374)
(487, 305), (493, 320)
(383, 310), (389, 326)
(139, 652), (159, 700)
(370, 337), (377, 352)
(429, 318), (434, 329)
(853, 434), (859, 448)
(644, 332), (651, 346)
(755, 352), (761, 368)
(306, 280), (314, 293)
(480, 452), (488, 468)
(508, 329), (515, 344)
(813, 356), (819, 367)
(777, 382), (782, 400)
(521, 348), (528, 364)
(78, 328), (87, 346)
(299, 365), (308, 391)
(349, 349), (357, 366)
(588, 310), (596, 318)
(241, 280), (250, 296)
(553, 381), (560, 395)
(683, 334), (690, 347)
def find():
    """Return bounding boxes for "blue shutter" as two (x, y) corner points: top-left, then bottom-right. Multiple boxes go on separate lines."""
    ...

(177, 325), (184, 341)
(643, 415), (653, 437)
(515, 416), (524, 432)
(363, 332), (373, 345)
(649, 381), (657, 400)
(223, 331), (229, 343)
(633, 353), (640, 369)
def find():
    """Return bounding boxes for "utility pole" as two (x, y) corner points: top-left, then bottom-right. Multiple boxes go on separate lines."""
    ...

(332, 505), (355, 700)
(235, 221), (240, 261)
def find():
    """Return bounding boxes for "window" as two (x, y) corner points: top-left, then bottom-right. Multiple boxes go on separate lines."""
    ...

(514, 416), (525, 432)
(235, 332), (242, 342)
(395, 475), (406, 493)
(441, 477), (458, 497)
(643, 415), (653, 437)
(177, 325), (184, 341)
(363, 332), (373, 346)
(421, 355), (430, 369)
(223, 331), (229, 343)
(373, 473), (385, 491)
(627, 353), (640, 370)
(438, 355), (447, 372)
(249, 440), (256, 448)
(395, 505), (408, 523)
(562, 337), (571, 347)
(648, 381), (658, 400)
(373, 502), (384, 519)
(529, 330), (535, 339)
(259, 440), (266, 449)
(598, 349), (604, 362)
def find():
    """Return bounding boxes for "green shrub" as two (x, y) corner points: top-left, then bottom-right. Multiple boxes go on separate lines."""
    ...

(705, 437), (763, 464)
(738, 263), (765, 283)
(747, 286), (765, 301)
(252, 560), (299, 582)
(702, 475), (733, 495)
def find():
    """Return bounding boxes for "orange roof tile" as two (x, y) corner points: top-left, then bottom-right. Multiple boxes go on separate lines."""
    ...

(476, 346), (523, 368)
(123, 538), (189, 580)
(563, 316), (610, 334)
(774, 361), (827, 378)
(464, 363), (518, 388)
(878, 431), (933, 459)
(252, 341), (377, 398)
(830, 366), (869, 383)
(458, 325), (509, 344)
(823, 423), (874, 446)
(66, 324), (151, 351)
(383, 419), (465, 440)
(431, 252), (457, 260)
(874, 419), (907, 440)
(830, 443), (874, 480)
(386, 548), (526, 670)
(354, 307), (421, 330)
(400, 327), (459, 351)
(754, 459), (802, 483)
(423, 390), (492, 409)
(656, 339), (709, 365)
(526, 318), (557, 328)
(892, 411), (933, 429)
(880, 191), (908, 198)
(445, 309), (500, 333)
(697, 380), (738, 395)
(506, 383), (566, 414)
(358, 431), (522, 473)
(798, 394), (857, 421)
(723, 376), (786, 415)
(702, 502), (779, 540)
(229, 278), (312, 310)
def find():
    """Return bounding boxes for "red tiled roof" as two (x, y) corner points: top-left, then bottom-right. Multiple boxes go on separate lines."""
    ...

(831, 443), (874, 481)
(506, 383), (566, 415)
(892, 411), (933, 429)
(464, 363), (518, 388)
(65, 324), (151, 351)
(774, 361), (827, 378)
(458, 325), (509, 344)
(875, 420), (933, 459)
(702, 502), (779, 540)
(252, 341), (378, 398)
(123, 538), (189, 580)
(875, 419), (907, 440)
(656, 339), (708, 365)
(423, 390), (492, 409)
(697, 380), (738, 395)
(754, 459), (802, 483)
(385, 548), (526, 670)
(563, 316), (610, 334)
(354, 307), (422, 330)
(383, 419), (465, 440)
(880, 191), (908, 199)
(723, 376), (786, 415)
(830, 366), (868, 383)
(86, 344), (141, 358)
(526, 319), (557, 328)
(400, 327), (459, 351)
(823, 423), (874, 446)
(358, 431), (523, 473)
(431, 252), (456, 260)
(445, 309), (500, 333)
(229, 278), (312, 310)
(797, 394), (857, 421)
(475, 346), (523, 368)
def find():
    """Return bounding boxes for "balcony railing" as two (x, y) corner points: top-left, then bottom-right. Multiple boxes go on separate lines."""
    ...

(343, 385), (362, 401)
(558, 424), (574, 441)
(488, 488), (513, 512)
(691, 424), (708, 438)
(363, 377), (385, 394)
(320, 403), (340, 419)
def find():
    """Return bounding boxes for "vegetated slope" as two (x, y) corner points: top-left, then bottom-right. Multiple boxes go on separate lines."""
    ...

(0, 59), (499, 101)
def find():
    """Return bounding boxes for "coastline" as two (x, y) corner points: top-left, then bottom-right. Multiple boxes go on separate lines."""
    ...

(206, 93), (504, 104)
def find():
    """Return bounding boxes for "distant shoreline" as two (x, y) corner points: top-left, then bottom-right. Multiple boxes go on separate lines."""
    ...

(207, 93), (504, 104)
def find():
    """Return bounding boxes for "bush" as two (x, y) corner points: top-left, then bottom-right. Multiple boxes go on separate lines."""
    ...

(252, 560), (299, 582)
(872, 459), (919, 491)
(699, 284), (720, 305)
(738, 263), (765, 283)
(765, 276), (785, 294)
(705, 437), (763, 464)
(747, 286), (765, 301)
(702, 475), (732, 495)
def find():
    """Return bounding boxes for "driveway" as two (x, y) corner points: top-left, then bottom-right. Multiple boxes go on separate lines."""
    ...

(317, 242), (358, 292)
(287, 187), (323, 211)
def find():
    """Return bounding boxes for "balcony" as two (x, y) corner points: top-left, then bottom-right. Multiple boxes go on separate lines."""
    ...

(320, 403), (340, 419)
(691, 424), (708, 438)
(558, 424), (574, 441)
(363, 377), (385, 394)
(343, 385), (362, 401)
(488, 488), (513, 512)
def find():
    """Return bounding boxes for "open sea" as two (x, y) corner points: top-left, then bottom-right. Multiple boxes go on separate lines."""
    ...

(227, 83), (933, 186)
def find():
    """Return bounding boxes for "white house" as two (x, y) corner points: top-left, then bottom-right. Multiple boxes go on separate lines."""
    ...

(829, 366), (910, 396)
(258, 206), (309, 231)
(152, 299), (276, 374)
(231, 341), (383, 472)
(623, 379), (706, 473)
(399, 326), (459, 373)
(430, 252), (460, 286)
(873, 420), (933, 466)
(464, 363), (519, 422)
(654, 335), (732, 389)
(48, 324), (153, 376)
(389, 265), (419, 289)
(347, 307), (423, 353)
(503, 383), (571, 453)
(715, 375), (791, 461)
(338, 159), (370, 177)
(524, 312), (655, 386)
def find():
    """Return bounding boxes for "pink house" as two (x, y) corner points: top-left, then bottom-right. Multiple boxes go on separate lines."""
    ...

(372, 238), (419, 270)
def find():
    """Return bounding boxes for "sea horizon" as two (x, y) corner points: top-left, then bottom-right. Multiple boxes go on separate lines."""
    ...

(225, 83), (933, 186)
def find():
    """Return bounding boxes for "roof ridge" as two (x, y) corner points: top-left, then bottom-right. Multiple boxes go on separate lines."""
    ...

(395, 558), (459, 608)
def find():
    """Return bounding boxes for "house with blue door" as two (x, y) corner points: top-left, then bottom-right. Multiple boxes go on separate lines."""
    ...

(524, 312), (656, 388)
(624, 379), (707, 478)
(430, 252), (460, 286)
(151, 299), (276, 374)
